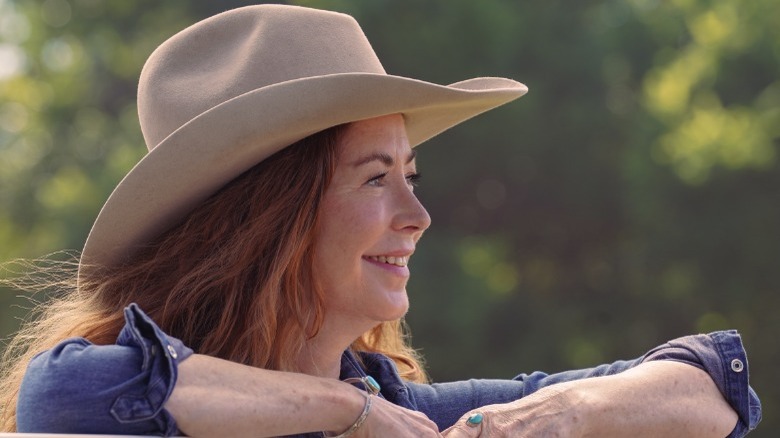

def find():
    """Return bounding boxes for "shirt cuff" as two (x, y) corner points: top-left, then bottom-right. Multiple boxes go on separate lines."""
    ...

(641, 330), (761, 437)
(113, 303), (194, 436)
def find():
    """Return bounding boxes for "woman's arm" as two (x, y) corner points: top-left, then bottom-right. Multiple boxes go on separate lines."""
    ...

(407, 330), (759, 436)
(18, 343), (440, 437)
(443, 360), (736, 437)
(581, 360), (737, 435)
(168, 354), (364, 436)
(168, 353), (441, 438)
(16, 304), (440, 437)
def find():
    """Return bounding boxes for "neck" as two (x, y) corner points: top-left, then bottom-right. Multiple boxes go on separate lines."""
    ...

(296, 315), (376, 379)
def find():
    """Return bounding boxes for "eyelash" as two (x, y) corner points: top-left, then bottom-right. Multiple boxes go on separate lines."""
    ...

(406, 172), (421, 187)
(367, 172), (421, 187)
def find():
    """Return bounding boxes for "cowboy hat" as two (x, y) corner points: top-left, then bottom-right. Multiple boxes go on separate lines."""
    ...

(79, 4), (527, 278)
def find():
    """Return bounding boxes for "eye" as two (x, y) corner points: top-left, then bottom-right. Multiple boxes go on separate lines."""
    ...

(366, 172), (387, 187)
(406, 172), (421, 188)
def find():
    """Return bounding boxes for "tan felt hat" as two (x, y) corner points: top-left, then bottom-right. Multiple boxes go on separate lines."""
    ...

(78, 4), (528, 278)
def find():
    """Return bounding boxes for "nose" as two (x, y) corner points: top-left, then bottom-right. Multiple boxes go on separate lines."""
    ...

(392, 182), (432, 239)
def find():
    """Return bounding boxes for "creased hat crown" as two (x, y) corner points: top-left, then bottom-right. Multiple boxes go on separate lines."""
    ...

(138, 5), (385, 150)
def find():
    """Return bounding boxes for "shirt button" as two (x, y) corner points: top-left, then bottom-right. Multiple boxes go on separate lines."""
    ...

(730, 358), (744, 373)
(167, 344), (178, 359)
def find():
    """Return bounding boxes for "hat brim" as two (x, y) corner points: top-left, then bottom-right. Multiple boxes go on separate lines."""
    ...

(79, 73), (527, 274)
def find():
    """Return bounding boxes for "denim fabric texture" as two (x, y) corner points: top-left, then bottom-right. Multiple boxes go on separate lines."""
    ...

(17, 305), (193, 436)
(17, 304), (760, 437)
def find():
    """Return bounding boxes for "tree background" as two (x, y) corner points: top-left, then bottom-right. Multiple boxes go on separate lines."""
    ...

(1, 0), (775, 434)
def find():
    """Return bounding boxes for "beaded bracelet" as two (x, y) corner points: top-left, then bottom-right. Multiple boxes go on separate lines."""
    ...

(324, 376), (380, 438)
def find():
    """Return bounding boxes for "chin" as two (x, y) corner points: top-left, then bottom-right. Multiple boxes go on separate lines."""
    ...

(375, 291), (410, 321)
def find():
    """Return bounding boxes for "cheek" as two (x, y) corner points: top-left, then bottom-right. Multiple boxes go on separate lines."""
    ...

(324, 199), (384, 247)
(314, 192), (390, 290)
(314, 200), (373, 273)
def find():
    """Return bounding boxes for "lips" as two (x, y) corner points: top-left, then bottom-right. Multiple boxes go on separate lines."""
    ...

(365, 255), (409, 267)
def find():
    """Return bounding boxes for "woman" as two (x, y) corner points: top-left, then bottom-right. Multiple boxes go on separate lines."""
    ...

(0, 4), (760, 437)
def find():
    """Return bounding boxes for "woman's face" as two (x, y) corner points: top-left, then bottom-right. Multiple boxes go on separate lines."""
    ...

(313, 114), (431, 329)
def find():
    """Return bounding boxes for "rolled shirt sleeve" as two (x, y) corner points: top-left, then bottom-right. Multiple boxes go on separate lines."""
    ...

(17, 304), (193, 436)
(640, 330), (761, 437)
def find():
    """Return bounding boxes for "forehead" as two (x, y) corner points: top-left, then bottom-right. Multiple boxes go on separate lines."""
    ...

(338, 114), (412, 159)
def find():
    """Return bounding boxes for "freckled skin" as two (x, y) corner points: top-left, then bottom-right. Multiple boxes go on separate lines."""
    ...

(443, 361), (738, 437)
(313, 114), (431, 333)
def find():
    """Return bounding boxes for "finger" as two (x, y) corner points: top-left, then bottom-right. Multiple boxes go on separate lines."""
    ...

(406, 409), (440, 429)
(442, 424), (480, 438)
(442, 412), (484, 438)
(364, 397), (442, 437)
(404, 410), (442, 436)
(383, 399), (440, 431)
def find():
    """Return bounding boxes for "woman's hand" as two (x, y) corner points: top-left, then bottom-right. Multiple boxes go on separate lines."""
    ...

(441, 384), (582, 438)
(352, 395), (442, 438)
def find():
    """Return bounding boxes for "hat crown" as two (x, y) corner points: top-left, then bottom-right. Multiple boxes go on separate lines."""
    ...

(138, 5), (385, 150)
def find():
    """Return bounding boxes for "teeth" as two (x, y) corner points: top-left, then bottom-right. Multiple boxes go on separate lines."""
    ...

(367, 255), (408, 266)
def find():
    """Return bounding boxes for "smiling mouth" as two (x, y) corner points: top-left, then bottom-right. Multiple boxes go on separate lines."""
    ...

(365, 255), (409, 267)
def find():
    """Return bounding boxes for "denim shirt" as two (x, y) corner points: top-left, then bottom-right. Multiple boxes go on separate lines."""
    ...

(17, 304), (761, 437)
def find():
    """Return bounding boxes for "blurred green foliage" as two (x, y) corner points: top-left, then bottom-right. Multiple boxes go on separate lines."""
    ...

(1, 0), (777, 434)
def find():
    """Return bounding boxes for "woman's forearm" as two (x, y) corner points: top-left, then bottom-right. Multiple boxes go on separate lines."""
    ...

(165, 354), (365, 437)
(576, 360), (738, 437)
(443, 360), (738, 437)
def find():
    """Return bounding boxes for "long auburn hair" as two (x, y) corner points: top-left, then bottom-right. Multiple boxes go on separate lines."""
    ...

(0, 125), (426, 431)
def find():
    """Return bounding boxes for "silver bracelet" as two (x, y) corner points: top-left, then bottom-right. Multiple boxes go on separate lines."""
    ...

(323, 376), (380, 437)
(324, 390), (373, 438)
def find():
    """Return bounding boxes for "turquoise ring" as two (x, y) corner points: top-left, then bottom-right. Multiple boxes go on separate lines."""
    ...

(466, 412), (484, 427)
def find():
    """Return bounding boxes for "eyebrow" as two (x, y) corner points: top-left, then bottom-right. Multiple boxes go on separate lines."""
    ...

(351, 149), (417, 168)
